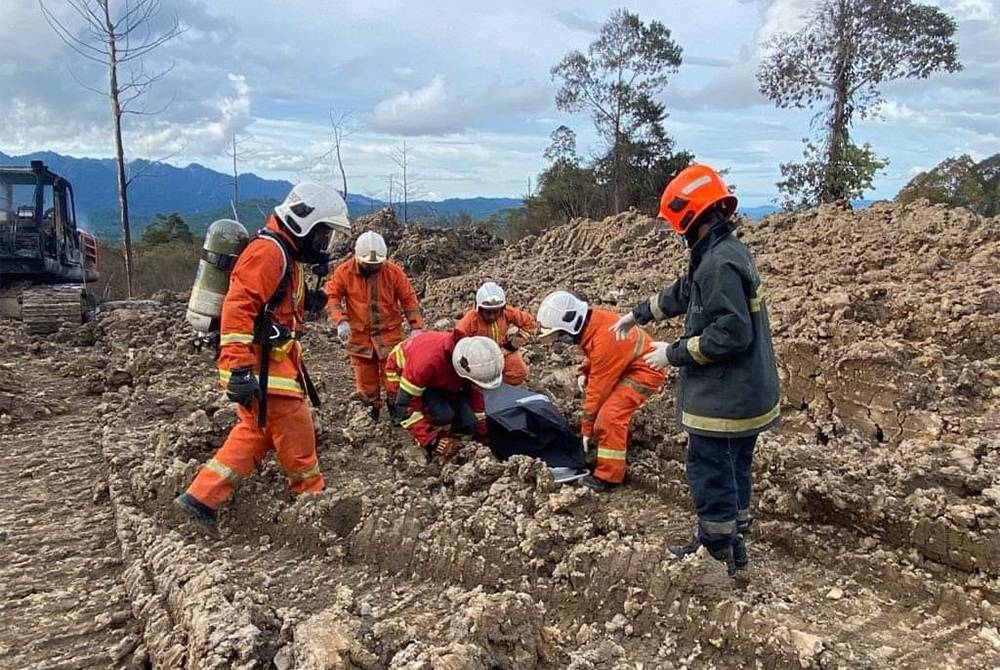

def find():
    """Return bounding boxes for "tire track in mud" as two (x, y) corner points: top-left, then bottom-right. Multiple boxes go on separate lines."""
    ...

(0, 371), (140, 670)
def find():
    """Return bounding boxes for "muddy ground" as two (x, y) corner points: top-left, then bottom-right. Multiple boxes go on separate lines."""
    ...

(1, 200), (999, 669)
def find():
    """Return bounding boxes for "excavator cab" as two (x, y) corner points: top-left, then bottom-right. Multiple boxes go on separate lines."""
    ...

(0, 161), (100, 332)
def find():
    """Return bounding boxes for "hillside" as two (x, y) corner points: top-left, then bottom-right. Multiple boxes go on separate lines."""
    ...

(2, 200), (999, 668)
(0, 151), (522, 240)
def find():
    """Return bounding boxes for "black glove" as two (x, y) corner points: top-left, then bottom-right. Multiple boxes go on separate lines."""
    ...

(305, 289), (328, 314)
(312, 262), (330, 278)
(389, 403), (408, 426)
(226, 368), (260, 408)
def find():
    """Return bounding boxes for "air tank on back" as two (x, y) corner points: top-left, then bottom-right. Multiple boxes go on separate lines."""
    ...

(186, 218), (249, 333)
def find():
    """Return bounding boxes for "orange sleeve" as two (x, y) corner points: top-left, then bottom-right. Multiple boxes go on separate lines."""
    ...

(218, 240), (285, 371)
(324, 264), (348, 324)
(507, 307), (537, 333)
(394, 266), (424, 328)
(454, 310), (478, 338)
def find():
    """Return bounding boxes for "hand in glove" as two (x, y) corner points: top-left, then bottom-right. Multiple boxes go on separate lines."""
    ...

(610, 312), (637, 341)
(576, 374), (587, 393)
(226, 368), (260, 408)
(644, 341), (672, 370)
(337, 320), (351, 344)
(304, 289), (328, 314)
(582, 435), (593, 453)
(504, 325), (527, 352)
(434, 436), (461, 461)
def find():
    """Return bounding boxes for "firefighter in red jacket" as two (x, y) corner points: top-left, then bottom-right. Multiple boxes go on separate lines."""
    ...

(454, 281), (536, 386)
(325, 230), (424, 420)
(175, 182), (351, 537)
(385, 332), (503, 459)
(537, 290), (664, 491)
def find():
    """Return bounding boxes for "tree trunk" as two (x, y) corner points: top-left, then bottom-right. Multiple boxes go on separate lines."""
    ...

(335, 142), (348, 202)
(612, 130), (623, 214)
(821, 0), (852, 204)
(232, 131), (239, 211)
(104, 3), (134, 298)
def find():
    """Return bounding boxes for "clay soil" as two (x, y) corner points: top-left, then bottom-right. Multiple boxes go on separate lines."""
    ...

(2, 200), (999, 669)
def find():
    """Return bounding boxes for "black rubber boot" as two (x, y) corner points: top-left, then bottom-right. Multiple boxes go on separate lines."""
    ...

(732, 534), (749, 571)
(579, 474), (617, 492)
(174, 493), (219, 538)
(667, 535), (702, 559)
(369, 405), (381, 422)
(706, 544), (738, 577)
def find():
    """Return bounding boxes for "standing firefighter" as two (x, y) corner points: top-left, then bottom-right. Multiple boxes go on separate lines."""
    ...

(386, 332), (503, 460)
(611, 164), (780, 577)
(455, 281), (536, 386)
(325, 231), (424, 420)
(537, 291), (664, 492)
(175, 182), (351, 537)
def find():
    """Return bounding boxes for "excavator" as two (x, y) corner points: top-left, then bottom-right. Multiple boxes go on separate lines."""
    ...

(0, 160), (99, 334)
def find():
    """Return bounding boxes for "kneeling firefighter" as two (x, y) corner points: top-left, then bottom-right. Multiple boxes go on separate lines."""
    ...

(610, 164), (780, 577)
(385, 332), (503, 460)
(175, 182), (351, 537)
(454, 281), (536, 386)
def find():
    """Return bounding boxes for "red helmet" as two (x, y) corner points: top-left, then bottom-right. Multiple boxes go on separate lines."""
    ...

(658, 164), (737, 234)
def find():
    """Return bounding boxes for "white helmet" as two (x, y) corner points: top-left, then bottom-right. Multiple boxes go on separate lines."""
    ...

(537, 290), (588, 338)
(452, 336), (504, 389)
(476, 281), (506, 309)
(355, 231), (387, 264)
(274, 182), (351, 238)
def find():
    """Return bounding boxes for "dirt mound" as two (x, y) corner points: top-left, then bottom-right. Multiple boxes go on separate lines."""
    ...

(5, 200), (1000, 668)
(330, 208), (503, 287)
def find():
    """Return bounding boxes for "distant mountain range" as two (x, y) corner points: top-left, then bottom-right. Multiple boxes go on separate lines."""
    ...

(0, 150), (522, 240)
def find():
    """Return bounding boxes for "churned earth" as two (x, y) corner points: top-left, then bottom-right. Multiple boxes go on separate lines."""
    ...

(1, 200), (999, 669)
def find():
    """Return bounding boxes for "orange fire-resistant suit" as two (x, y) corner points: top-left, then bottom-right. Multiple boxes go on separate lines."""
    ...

(454, 306), (536, 386)
(186, 216), (324, 510)
(325, 258), (423, 408)
(578, 308), (664, 484)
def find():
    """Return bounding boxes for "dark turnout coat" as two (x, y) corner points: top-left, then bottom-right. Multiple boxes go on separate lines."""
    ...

(633, 220), (780, 438)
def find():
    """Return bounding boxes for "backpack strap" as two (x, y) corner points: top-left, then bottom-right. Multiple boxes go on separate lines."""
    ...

(253, 229), (294, 428)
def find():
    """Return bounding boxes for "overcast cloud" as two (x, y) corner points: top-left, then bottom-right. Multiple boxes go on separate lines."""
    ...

(0, 0), (996, 205)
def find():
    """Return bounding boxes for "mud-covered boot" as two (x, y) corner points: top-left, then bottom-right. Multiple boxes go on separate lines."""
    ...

(706, 544), (738, 577)
(732, 534), (749, 573)
(667, 535), (702, 559)
(579, 474), (618, 492)
(174, 493), (219, 538)
(368, 405), (381, 422)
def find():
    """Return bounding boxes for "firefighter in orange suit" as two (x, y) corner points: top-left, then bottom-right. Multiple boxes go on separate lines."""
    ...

(454, 281), (536, 386)
(326, 230), (424, 420)
(385, 332), (503, 458)
(174, 182), (351, 538)
(536, 290), (664, 491)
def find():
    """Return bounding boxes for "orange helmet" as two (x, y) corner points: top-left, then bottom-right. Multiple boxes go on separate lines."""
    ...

(658, 164), (737, 234)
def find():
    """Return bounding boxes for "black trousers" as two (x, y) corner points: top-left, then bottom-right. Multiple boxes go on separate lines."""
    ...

(422, 388), (476, 437)
(686, 432), (757, 551)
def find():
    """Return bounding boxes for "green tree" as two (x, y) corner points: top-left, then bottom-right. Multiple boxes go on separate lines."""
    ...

(141, 213), (194, 246)
(551, 9), (683, 213)
(758, 0), (962, 208)
(896, 154), (1000, 217)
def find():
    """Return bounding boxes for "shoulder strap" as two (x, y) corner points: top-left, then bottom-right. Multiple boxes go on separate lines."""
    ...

(257, 229), (294, 317)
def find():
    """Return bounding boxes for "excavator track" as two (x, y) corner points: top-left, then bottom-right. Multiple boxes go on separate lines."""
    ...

(19, 285), (92, 335)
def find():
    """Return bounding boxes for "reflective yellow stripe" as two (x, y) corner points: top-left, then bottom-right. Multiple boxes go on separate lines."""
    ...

(682, 402), (780, 434)
(385, 371), (400, 382)
(619, 377), (656, 398)
(285, 462), (321, 481)
(399, 377), (424, 396)
(218, 370), (302, 394)
(205, 458), (240, 486)
(686, 336), (713, 365)
(474, 412), (486, 420)
(631, 329), (647, 360)
(401, 411), (424, 428)
(648, 294), (666, 321)
(392, 345), (405, 367)
(749, 286), (763, 313)
(597, 448), (626, 461)
(220, 332), (254, 345)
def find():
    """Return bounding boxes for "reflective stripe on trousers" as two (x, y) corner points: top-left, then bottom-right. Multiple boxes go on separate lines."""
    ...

(686, 432), (757, 551)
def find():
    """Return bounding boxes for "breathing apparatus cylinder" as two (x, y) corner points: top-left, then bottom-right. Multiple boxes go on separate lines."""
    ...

(186, 218), (249, 333)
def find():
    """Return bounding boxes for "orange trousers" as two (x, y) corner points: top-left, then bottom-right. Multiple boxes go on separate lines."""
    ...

(349, 353), (391, 407)
(186, 395), (324, 510)
(502, 351), (529, 386)
(593, 379), (660, 484)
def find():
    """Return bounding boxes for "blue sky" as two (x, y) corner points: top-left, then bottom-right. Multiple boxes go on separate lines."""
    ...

(1, 0), (997, 206)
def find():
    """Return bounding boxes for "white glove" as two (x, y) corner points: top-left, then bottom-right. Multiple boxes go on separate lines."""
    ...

(610, 312), (637, 341)
(644, 341), (670, 370)
(576, 374), (587, 393)
(582, 436), (592, 453)
(337, 321), (351, 344)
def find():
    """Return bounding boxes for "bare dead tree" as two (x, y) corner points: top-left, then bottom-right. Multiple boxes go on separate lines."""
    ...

(39, 0), (183, 298)
(223, 130), (256, 220)
(392, 141), (426, 224)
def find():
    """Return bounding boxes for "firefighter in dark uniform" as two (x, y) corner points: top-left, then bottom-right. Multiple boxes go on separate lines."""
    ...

(611, 164), (780, 577)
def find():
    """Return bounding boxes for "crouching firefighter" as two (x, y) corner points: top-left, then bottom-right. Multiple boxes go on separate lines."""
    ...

(385, 332), (503, 461)
(536, 291), (664, 492)
(610, 164), (781, 577)
(175, 182), (352, 537)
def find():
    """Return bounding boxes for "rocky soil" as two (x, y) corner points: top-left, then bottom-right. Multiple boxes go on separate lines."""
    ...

(2, 200), (999, 669)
